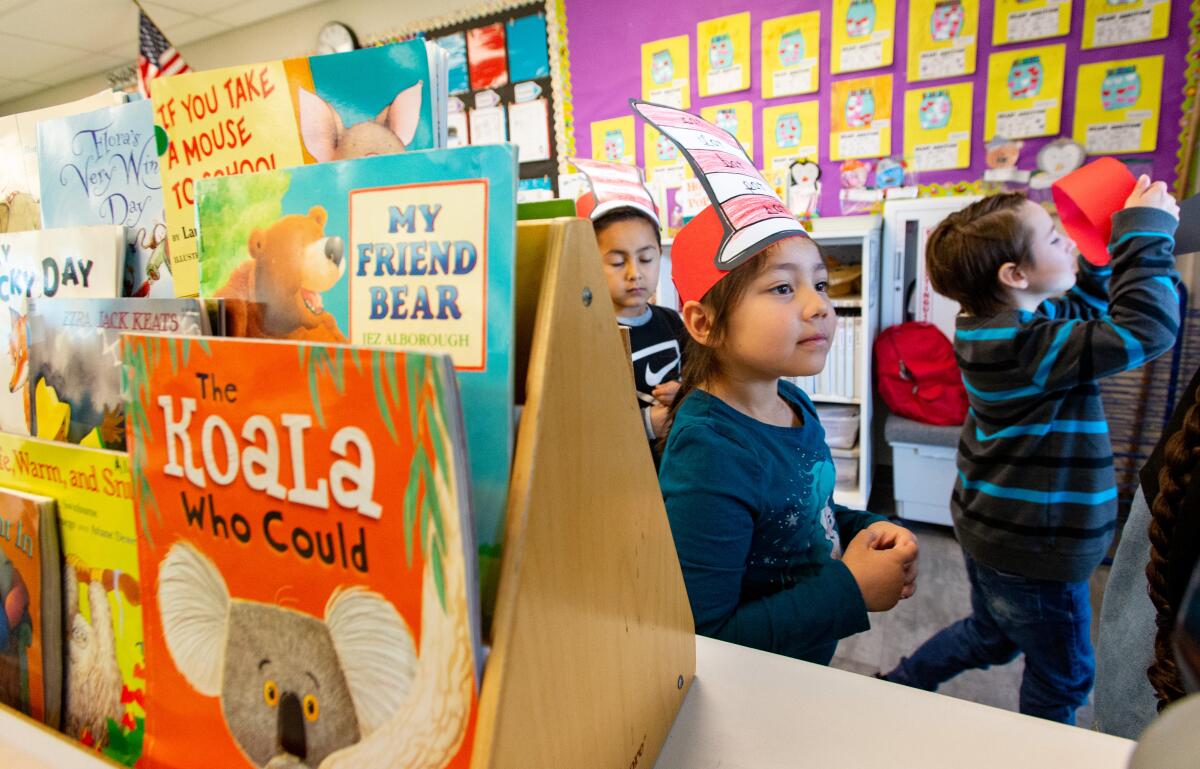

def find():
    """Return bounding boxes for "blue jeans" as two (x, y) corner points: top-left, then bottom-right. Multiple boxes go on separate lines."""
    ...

(884, 552), (1095, 724)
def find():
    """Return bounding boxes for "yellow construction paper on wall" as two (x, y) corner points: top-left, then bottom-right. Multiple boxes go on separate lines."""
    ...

(761, 12), (821, 98)
(1072, 55), (1163, 154)
(904, 82), (974, 170)
(762, 101), (821, 169)
(701, 101), (755, 160)
(591, 116), (636, 165)
(642, 35), (691, 109)
(697, 13), (751, 97)
(1081, 0), (1171, 49)
(643, 124), (692, 185)
(984, 44), (1065, 140)
(992, 0), (1072, 45)
(830, 75), (893, 160)
(831, 0), (897, 73)
(907, 0), (979, 82)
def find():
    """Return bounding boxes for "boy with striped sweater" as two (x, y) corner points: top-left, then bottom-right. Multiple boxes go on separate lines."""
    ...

(882, 178), (1180, 724)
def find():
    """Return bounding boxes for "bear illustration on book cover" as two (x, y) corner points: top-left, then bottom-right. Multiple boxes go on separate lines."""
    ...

(124, 334), (480, 769)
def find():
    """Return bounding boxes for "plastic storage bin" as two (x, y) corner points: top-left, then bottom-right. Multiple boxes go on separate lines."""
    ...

(817, 404), (860, 449)
(891, 442), (956, 525)
(830, 448), (859, 490)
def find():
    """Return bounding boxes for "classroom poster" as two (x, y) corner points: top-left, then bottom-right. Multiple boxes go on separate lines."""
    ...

(1072, 55), (1163, 154)
(831, 0), (896, 74)
(907, 0), (979, 82)
(642, 35), (691, 108)
(830, 75), (893, 160)
(591, 116), (636, 164)
(762, 101), (821, 168)
(992, 0), (1072, 45)
(761, 12), (821, 98)
(701, 101), (755, 161)
(467, 23), (510, 90)
(436, 32), (470, 94)
(506, 13), (551, 81)
(904, 82), (974, 170)
(984, 44), (1066, 140)
(1081, 0), (1171, 49)
(697, 13), (751, 97)
(643, 125), (691, 185)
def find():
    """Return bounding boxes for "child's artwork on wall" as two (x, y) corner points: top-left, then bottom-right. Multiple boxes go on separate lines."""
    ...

(985, 44), (1066, 140)
(697, 13), (751, 97)
(907, 0), (978, 82)
(468, 23), (510, 90)
(591, 116), (637, 164)
(904, 81), (973, 170)
(831, 0), (896, 74)
(992, 0), (1073, 45)
(643, 125), (691, 185)
(436, 32), (470, 94)
(642, 35), (691, 108)
(701, 102), (755, 163)
(1082, 0), (1172, 48)
(506, 12), (551, 82)
(831, 75), (893, 160)
(762, 101), (821, 170)
(761, 12), (821, 98)
(1073, 55), (1163, 154)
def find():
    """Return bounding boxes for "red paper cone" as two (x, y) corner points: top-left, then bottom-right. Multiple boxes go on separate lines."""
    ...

(1051, 157), (1136, 266)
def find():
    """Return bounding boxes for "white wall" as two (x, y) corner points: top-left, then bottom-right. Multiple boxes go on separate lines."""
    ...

(0, 0), (486, 115)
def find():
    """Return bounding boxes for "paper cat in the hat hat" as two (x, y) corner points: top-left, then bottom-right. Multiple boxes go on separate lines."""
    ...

(571, 156), (661, 228)
(629, 100), (814, 305)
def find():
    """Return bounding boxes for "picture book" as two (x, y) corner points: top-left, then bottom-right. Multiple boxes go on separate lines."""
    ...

(0, 225), (127, 435)
(152, 39), (448, 297)
(37, 99), (173, 298)
(0, 486), (61, 730)
(0, 432), (143, 765)
(195, 144), (516, 610)
(27, 298), (210, 451)
(123, 334), (480, 769)
(0, 89), (125, 234)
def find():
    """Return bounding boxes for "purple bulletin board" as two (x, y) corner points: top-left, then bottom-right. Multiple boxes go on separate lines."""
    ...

(562, 0), (1196, 215)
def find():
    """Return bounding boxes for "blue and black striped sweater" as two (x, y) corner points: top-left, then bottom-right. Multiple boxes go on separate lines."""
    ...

(951, 207), (1180, 582)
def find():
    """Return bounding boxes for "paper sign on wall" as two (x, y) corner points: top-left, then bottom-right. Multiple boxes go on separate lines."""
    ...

(642, 35), (691, 109)
(1073, 55), (1163, 154)
(831, 0), (897, 74)
(761, 13), (821, 98)
(1082, 0), (1171, 49)
(992, 0), (1072, 45)
(831, 75), (893, 160)
(509, 98), (552, 162)
(591, 116), (636, 164)
(907, 0), (979, 82)
(697, 13), (751, 97)
(985, 44), (1066, 140)
(701, 102), (755, 164)
(761, 100), (821, 169)
(904, 82), (973, 170)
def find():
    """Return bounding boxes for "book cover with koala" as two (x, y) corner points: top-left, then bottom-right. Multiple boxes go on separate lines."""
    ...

(36, 99), (174, 298)
(124, 334), (480, 769)
(152, 39), (446, 298)
(0, 432), (144, 765)
(0, 487), (61, 730)
(27, 297), (210, 451)
(0, 225), (127, 436)
(195, 143), (516, 616)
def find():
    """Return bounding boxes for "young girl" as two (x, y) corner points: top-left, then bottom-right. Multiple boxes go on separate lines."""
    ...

(657, 204), (919, 664)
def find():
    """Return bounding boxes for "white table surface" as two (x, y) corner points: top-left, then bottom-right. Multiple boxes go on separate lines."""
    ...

(654, 635), (1136, 769)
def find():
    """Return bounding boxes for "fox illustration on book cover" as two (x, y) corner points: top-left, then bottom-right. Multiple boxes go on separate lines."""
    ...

(124, 335), (478, 769)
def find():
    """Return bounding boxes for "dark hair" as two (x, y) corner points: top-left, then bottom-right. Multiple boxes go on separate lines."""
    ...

(924, 192), (1034, 317)
(1146, 388), (1200, 708)
(591, 208), (662, 248)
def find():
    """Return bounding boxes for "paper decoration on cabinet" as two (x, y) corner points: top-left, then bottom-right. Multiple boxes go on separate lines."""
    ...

(1072, 55), (1163, 155)
(701, 102), (754, 163)
(470, 104), (508, 145)
(591, 116), (636, 164)
(643, 125), (691, 186)
(436, 32), (470, 94)
(1082, 0), (1170, 48)
(762, 101), (820, 170)
(507, 13), (551, 82)
(697, 13), (750, 96)
(831, 75), (893, 160)
(907, 0), (978, 81)
(985, 44), (1065, 140)
(1028, 137), (1086, 189)
(448, 97), (469, 147)
(467, 23), (509, 90)
(839, 159), (883, 214)
(641, 35), (691, 109)
(509, 98), (552, 162)
(761, 12), (821, 98)
(992, 0), (1072, 45)
(904, 81), (973, 171)
(831, 0), (896, 74)
(787, 158), (821, 217)
(983, 136), (1032, 182)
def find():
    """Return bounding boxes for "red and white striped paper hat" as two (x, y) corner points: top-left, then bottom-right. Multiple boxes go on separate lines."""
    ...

(571, 157), (660, 228)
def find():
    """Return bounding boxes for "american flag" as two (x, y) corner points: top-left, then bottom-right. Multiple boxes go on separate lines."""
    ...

(137, 9), (189, 97)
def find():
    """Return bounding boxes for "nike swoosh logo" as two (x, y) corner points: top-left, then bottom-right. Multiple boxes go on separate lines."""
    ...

(644, 356), (680, 386)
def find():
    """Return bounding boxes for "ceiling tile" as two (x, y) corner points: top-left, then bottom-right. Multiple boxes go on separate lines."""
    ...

(166, 17), (232, 46)
(151, 0), (263, 15)
(139, 2), (199, 28)
(0, 79), (53, 103)
(0, 2), (135, 52)
(27, 52), (125, 86)
(212, 0), (322, 28)
(0, 34), (88, 81)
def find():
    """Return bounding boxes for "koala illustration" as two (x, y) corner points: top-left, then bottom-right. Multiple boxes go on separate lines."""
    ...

(64, 563), (123, 747)
(708, 33), (734, 70)
(778, 30), (805, 68)
(846, 0), (877, 38)
(298, 84), (423, 163)
(651, 50), (674, 85)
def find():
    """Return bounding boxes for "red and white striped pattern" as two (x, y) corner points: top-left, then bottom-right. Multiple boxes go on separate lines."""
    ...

(137, 10), (189, 98)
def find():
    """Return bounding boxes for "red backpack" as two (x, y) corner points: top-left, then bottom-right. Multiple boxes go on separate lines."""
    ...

(873, 322), (968, 426)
